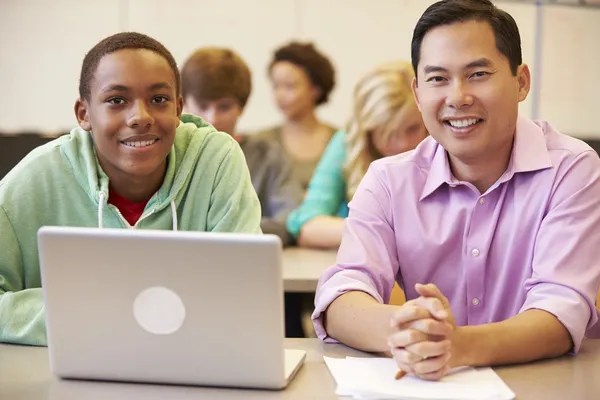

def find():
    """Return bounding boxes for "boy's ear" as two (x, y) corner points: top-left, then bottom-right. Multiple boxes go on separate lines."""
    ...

(176, 95), (183, 118)
(74, 98), (92, 131)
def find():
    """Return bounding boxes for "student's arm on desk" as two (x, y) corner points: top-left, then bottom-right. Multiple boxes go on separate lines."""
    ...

(297, 216), (345, 249)
(0, 206), (46, 346)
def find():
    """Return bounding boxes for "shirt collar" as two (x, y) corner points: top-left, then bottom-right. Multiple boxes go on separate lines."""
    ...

(419, 116), (553, 201)
(419, 143), (454, 201)
(508, 115), (553, 175)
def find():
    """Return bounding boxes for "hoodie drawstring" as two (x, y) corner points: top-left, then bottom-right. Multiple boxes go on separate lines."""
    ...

(98, 191), (106, 229)
(98, 191), (178, 231)
(170, 201), (178, 231)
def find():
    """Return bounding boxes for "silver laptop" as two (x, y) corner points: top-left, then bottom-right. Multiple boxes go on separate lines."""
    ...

(37, 226), (306, 390)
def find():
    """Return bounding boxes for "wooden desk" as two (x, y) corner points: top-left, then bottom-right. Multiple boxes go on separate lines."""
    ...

(2, 339), (600, 399)
(282, 248), (337, 293)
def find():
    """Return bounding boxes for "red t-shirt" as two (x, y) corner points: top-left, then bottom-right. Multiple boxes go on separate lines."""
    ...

(108, 190), (151, 226)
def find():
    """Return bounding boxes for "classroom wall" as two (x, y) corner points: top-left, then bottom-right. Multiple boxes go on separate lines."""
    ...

(0, 0), (598, 137)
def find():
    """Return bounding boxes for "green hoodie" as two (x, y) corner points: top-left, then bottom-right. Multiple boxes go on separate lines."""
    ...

(0, 114), (261, 346)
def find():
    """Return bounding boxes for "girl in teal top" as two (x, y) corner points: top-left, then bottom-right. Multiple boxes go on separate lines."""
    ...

(287, 61), (428, 249)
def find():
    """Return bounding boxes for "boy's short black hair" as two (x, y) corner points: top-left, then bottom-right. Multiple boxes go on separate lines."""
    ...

(412, 0), (522, 78)
(269, 41), (335, 106)
(79, 32), (180, 100)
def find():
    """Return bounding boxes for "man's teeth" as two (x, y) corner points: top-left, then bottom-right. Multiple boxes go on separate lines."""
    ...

(448, 118), (480, 128)
(122, 139), (157, 148)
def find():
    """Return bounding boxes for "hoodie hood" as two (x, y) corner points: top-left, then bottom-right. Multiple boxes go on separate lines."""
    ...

(62, 114), (215, 215)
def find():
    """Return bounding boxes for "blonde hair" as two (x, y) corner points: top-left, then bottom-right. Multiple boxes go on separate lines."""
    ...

(344, 61), (416, 200)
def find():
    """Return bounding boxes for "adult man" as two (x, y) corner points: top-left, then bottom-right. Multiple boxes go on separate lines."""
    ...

(313, 0), (600, 380)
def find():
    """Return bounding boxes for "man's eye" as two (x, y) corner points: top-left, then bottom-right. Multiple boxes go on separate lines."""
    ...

(471, 71), (489, 78)
(426, 76), (446, 83)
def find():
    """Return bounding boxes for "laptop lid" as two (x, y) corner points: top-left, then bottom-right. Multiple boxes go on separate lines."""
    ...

(38, 226), (303, 389)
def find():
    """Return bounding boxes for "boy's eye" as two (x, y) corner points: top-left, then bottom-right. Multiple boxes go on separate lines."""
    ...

(107, 97), (125, 105)
(152, 96), (169, 103)
(218, 103), (233, 112)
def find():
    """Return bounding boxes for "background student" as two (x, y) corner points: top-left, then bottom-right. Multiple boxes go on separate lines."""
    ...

(287, 61), (427, 249)
(181, 47), (303, 246)
(256, 41), (337, 189)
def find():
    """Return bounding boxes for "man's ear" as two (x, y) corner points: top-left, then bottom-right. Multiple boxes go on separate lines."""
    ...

(74, 98), (92, 131)
(516, 64), (531, 103)
(176, 95), (184, 118)
(412, 77), (423, 113)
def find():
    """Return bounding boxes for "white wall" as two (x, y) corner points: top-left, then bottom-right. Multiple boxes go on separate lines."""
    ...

(538, 5), (600, 139)
(0, 0), (598, 137)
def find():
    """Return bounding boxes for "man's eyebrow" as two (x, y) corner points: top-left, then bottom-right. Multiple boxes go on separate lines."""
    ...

(423, 65), (448, 74)
(465, 58), (494, 69)
(422, 58), (495, 74)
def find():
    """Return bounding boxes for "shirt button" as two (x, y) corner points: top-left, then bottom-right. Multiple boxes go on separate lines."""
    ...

(472, 298), (480, 306)
(479, 197), (486, 204)
(471, 248), (480, 257)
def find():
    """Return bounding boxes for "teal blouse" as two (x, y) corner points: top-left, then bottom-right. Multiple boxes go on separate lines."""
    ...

(286, 130), (349, 238)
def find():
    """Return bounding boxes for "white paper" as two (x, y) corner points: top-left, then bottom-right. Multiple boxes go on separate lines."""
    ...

(324, 356), (515, 400)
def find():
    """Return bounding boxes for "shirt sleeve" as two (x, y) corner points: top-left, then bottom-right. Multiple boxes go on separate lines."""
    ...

(207, 142), (262, 234)
(520, 150), (600, 352)
(312, 163), (400, 341)
(0, 206), (47, 346)
(286, 130), (349, 238)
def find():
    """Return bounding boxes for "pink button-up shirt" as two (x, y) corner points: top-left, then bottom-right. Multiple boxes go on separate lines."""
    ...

(313, 116), (600, 351)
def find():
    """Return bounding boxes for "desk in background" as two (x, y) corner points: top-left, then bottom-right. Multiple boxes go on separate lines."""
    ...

(2, 339), (600, 399)
(282, 248), (336, 293)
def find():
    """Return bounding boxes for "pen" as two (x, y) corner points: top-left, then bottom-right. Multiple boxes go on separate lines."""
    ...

(394, 369), (407, 380)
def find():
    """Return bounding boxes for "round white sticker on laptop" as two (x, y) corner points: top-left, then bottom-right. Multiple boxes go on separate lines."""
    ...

(133, 286), (186, 335)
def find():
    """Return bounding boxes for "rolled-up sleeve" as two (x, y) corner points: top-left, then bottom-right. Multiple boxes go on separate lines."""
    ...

(520, 150), (600, 352)
(312, 164), (401, 341)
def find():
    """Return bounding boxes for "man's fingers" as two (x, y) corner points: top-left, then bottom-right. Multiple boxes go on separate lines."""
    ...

(388, 328), (429, 348)
(411, 296), (448, 320)
(392, 347), (452, 380)
(405, 339), (452, 359)
(415, 283), (449, 306)
(391, 348), (416, 375)
(406, 318), (453, 337)
(392, 348), (424, 365)
(413, 352), (452, 374)
(416, 364), (451, 381)
(390, 305), (431, 328)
